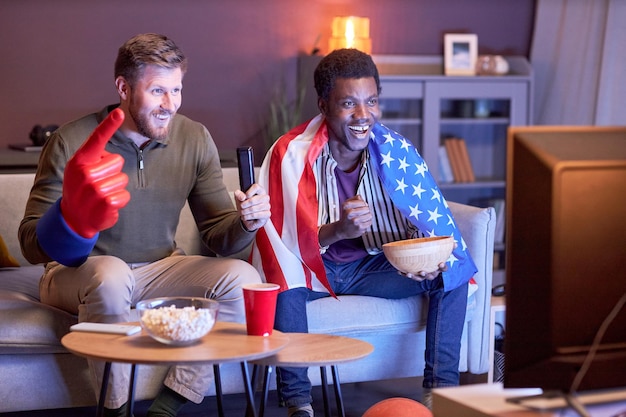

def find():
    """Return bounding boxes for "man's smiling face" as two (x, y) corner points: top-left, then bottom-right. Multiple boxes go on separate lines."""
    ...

(124, 65), (183, 142)
(321, 76), (381, 155)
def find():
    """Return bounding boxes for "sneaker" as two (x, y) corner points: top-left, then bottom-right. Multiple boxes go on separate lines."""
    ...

(290, 411), (313, 417)
(288, 403), (314, 417)
(103, 403), (134, 417)
(421, 390), (432, 410)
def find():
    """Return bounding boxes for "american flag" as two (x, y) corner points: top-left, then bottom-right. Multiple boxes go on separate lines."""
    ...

(250, 115), (477, 294)
(368, 122), (477, 291)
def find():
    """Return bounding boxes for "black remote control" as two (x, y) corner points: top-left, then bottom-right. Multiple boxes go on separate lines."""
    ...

(237, 146), (255, 192)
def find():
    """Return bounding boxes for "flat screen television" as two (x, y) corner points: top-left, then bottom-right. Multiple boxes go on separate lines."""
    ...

(503, 126), (626, 409)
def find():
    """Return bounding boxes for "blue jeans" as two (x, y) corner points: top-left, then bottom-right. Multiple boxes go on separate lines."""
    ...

(273, 252), (468, 408)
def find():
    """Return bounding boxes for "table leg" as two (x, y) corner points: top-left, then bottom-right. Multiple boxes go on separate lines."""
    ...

(319, 366), (331, 417)
(213, 364), (224, 417)
(96, 362), (112, 417)
(258, 365), (272, 417)
(127, 364), (137, 417)
(331, 365), (345, 417)
(241, 361), (258, 417)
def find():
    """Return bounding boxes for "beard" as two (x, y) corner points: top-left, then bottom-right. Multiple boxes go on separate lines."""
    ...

(128, 101), (171, 142)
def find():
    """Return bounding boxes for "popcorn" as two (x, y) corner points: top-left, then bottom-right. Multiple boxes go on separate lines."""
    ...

(140, 305), (216, 342)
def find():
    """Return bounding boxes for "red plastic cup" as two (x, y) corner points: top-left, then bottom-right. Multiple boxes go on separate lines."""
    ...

(242, 283), (280, 336)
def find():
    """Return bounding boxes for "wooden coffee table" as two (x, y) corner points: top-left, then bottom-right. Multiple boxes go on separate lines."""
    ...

(61, 321), (289, 417)
(251, 333), (374, 417)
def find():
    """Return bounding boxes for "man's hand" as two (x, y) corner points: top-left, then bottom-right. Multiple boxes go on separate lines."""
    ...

(337, 195), (372, 239)
(60, 108), (130, 238)
(318, 195), (372, 248)
(234, 184), (271, 232)
(401, 262), (448, 282)
(400, 242), (457, 281)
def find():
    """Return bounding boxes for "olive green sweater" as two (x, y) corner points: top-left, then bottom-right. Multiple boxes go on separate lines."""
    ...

(19, 105), (253, 265)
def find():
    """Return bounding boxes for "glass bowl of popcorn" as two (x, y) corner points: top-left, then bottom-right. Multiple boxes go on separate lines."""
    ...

(136, 297), (219, 346)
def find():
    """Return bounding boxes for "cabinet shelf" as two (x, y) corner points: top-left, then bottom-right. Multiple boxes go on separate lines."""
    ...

(380, 118), (422, 125)
(439, 180), (506, 189)
(440, 117), (510, 125)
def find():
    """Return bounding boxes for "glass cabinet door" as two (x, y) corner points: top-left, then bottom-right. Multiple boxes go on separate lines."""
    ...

(423, 81), (529, 204)
(378, 80), (424, 152)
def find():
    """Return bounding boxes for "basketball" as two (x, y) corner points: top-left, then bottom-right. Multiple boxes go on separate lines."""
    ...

(362, 397), (432, 417)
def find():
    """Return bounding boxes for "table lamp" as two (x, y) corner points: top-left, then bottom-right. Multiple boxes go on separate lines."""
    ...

(328, 16), (371, 54)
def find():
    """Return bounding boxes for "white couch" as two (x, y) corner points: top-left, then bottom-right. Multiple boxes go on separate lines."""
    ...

(0, 168), (495, 413)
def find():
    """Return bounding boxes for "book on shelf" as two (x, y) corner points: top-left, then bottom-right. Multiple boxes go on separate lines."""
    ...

(443, 138), (465, 182)
(443, 137), (475, 182)
(438, 145), (454, 183)
(454, 137), (476, 182)
(9, 143), (43, 152)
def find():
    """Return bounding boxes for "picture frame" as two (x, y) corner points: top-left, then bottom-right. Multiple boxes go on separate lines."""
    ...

(444, 33), (478, 76)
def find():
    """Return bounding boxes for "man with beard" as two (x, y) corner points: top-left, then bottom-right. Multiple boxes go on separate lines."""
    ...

(19, 33), (270, 417)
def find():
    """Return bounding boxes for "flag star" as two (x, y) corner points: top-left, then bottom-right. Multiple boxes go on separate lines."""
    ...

(446, 214), (456, 228)
(399, 138), (411, 152)
(414, 161), (428, 177)
(395, 177), (408, 194)
(427, 206), (443, 224)
(383, 132), (396, 146)
(447, 252), (459, 267)
(409, 203), (422, 220)
(380, 151), (394, 168)
(398, 157), (410, 173)
(412, 182), (426, 198)
(426, 229), (436, 237)
(431, 188), (442, 203)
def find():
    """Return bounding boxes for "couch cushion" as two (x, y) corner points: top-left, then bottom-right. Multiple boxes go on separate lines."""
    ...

(0, 265), (77, 354)
(0, 234), (19, 267)
(0, 173), (35, 266)
(307, 294), (427, 336)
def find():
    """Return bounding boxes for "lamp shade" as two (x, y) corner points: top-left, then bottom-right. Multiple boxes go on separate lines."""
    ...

(328, 16), (371, 54)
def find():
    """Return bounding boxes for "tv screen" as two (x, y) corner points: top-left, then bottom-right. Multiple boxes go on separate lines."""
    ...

(504, 126), (626, 396)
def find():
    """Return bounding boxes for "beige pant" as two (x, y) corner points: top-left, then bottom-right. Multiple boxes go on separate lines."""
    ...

(39, 250), (261, 408)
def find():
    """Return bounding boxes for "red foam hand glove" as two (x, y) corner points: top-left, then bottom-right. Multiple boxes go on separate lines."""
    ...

(60, 108), (131, 238)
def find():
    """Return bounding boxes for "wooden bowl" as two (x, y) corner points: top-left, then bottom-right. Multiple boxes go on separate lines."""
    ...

(382, 236), (454, 275)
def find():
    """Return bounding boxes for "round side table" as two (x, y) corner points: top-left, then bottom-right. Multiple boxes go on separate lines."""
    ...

(251, 333), (374, 417)
(62, 321), (289, 417)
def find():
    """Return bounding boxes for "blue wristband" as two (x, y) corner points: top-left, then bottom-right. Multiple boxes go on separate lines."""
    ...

(36, 199), (98, 267)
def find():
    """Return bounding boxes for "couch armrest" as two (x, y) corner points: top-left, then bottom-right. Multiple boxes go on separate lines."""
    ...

(449, 201), (496, 374)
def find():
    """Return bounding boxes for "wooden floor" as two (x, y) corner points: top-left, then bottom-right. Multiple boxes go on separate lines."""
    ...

(0, 374), (487, 417)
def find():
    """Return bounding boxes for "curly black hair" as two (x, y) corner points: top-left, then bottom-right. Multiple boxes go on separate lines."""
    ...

(313, 49), (381, 101)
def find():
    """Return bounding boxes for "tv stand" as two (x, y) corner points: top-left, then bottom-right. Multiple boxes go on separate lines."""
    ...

(432, 383), (626, 417)
(506, 390), (591, 417)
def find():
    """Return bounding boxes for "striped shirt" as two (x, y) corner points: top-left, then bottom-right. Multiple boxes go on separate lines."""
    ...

(314, 142), (423, 255)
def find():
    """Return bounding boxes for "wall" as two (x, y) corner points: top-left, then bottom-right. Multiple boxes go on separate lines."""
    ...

(0, 0), (535, 161)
